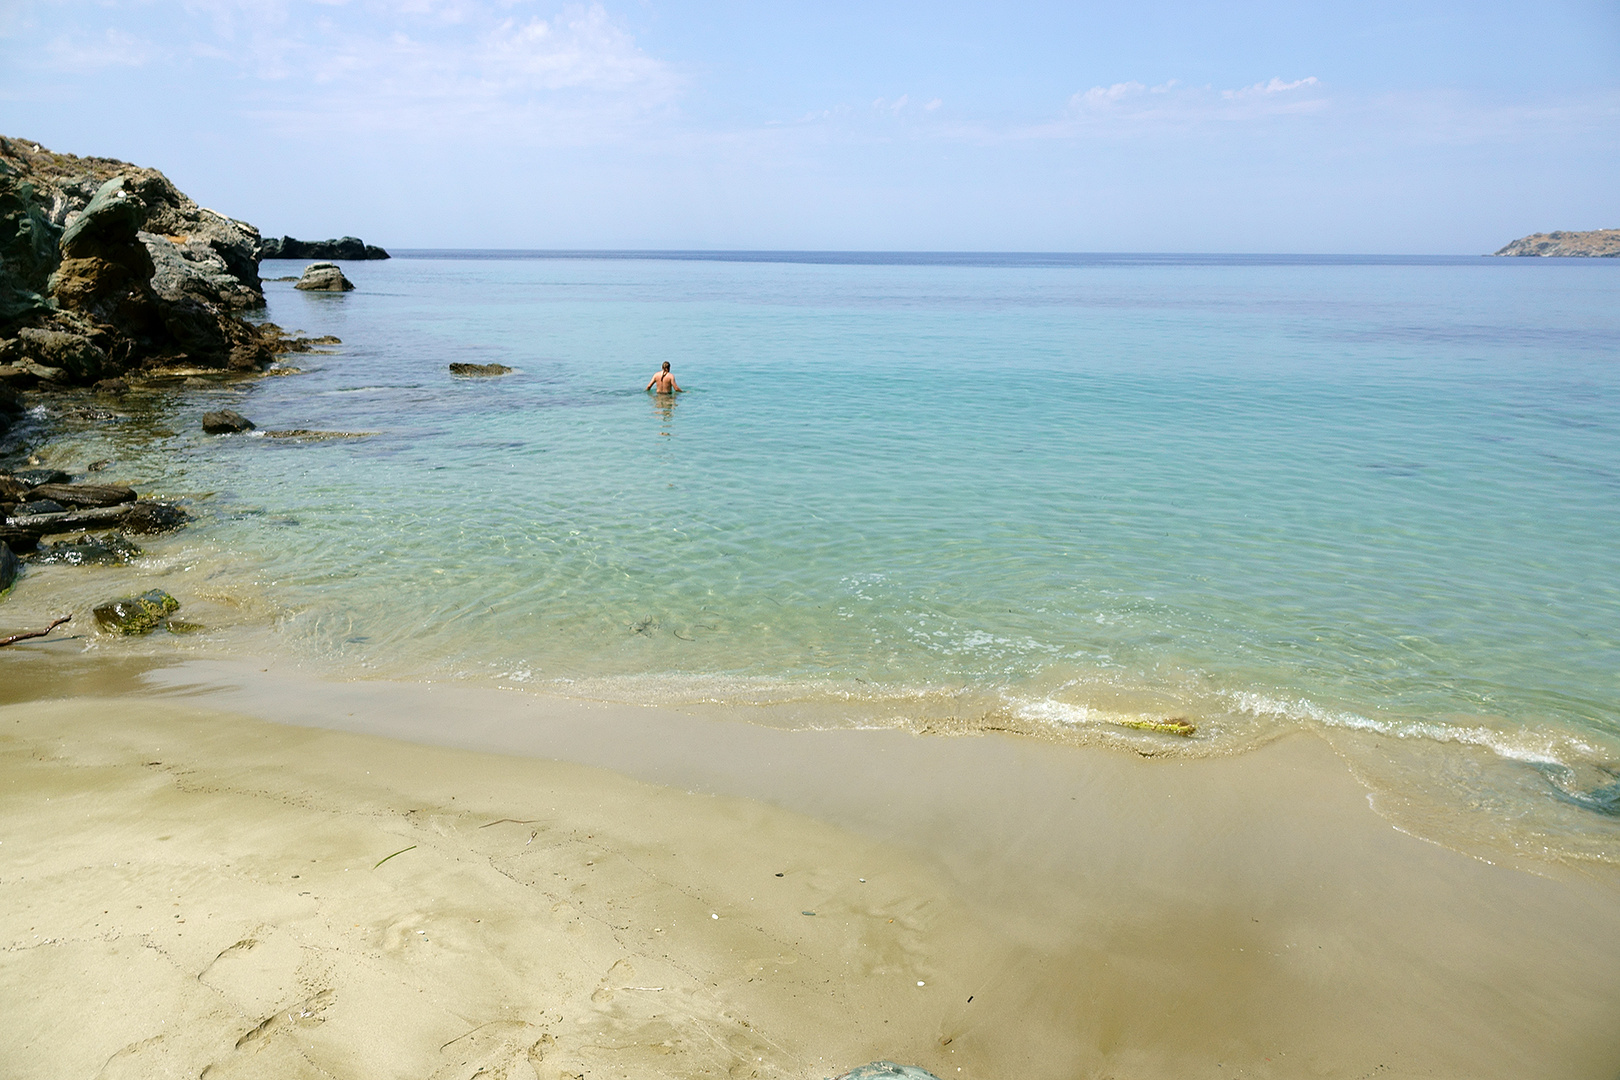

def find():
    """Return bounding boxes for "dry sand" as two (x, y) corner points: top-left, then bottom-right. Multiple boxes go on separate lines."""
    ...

(2, 661), (1620, 1079)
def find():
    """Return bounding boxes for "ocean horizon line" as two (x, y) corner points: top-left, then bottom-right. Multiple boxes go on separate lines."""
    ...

(352, 249), (1553, 268)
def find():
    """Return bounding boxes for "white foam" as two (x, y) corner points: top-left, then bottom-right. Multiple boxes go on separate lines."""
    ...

(1226, 691), (1612, 768)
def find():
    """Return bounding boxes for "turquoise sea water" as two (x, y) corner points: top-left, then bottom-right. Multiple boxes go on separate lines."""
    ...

(19, 252), (1620, 856)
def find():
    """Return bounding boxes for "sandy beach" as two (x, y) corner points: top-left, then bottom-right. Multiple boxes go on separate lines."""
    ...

(4, 656), (1619, 1079)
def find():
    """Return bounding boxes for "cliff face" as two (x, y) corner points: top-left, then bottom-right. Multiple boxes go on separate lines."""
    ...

(1493, 229), (1620, 257)
(0, 136), (277, 386)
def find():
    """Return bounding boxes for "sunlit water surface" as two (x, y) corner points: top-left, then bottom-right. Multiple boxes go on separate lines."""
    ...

(16, 252), (1620, 861)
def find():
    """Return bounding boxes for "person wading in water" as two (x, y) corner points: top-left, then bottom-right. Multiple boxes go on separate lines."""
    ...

(646, 361), (682, 394)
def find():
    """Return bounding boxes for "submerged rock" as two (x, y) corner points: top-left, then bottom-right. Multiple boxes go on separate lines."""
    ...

(93, 587), (179, 634)
(202, 408), (254, 433)
(121, 501), (187, 534)
(34, 531), (141, 566)
(449, 362), (513, 376)
(0, 541), (19, 593)
(1117, 716), (1197, 737)
(261, 429), (372, 441)
(294, 262), (355, 292)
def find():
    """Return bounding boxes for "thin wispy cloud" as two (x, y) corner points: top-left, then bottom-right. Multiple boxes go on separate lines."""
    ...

(1223, 76), (1320, 99)
(1063, 75), (1325, 126)
(15, 0), (680, 142)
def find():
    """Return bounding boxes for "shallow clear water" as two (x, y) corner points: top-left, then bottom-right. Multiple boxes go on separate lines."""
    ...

(18, 252), (1620, 855)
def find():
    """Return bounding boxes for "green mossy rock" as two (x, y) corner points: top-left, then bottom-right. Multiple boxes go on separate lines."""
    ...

(93, 588), (179, 634)
(0, 166), (60, 322)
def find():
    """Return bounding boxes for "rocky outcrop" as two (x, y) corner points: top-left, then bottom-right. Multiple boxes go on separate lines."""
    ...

(294, 262), (355, 292)
(1494, 229), (1620, 257)
(449, 363), (513, 376)
(141, 230), (263, 310)
(0, 136), (282, 385)
(260, 235), (388, 260)
(34, 532), (141, 566)
(27, 482), (135, 508)
(3, 471), (187, 546)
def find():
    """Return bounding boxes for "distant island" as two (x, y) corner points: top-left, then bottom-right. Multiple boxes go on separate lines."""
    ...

(259, 235), (389, 261)
(1493, 229), (1620, 257)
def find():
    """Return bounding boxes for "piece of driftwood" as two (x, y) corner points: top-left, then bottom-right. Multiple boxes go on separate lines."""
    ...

(0, 614), (72, 647)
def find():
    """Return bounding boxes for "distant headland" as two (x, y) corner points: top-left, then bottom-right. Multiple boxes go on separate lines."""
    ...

(1493, 229), (1620, 257)
(259, 235), (389, 261)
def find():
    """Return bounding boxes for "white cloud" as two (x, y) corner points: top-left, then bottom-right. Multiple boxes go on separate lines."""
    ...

(1072, 81), (1146, 110)
(1037, 74), (1328, 138)
(21, 0), (679, 142)
(1223, 76), (1320, 99)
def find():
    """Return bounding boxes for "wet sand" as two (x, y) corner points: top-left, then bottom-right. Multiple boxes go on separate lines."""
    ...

(2, 655), (1620, 1079)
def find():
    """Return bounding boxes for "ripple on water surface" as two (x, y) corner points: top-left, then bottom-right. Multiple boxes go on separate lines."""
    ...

(10, 253), (1620, 865)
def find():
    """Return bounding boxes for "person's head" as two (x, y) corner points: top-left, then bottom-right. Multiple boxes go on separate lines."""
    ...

(662, 361), (671, 372)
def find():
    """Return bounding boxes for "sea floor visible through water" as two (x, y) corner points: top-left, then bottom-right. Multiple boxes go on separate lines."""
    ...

(2, 251), (1618, 869)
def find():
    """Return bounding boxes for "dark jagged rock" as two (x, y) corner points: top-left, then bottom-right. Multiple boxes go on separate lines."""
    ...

(294, 262), (355, 292)
(15, 499), (66, 515)
(0, 526), (39, 553)
(202, 409), (254, 433)
(0, 476), (27, 500)
(93, 587), (179, 634)
(0, 541), (19, 593)
(28, 482), (136, 508)
(121, 501), (187, 533)
(0, 136), (284, 384)
(10, 468), (70, 486)
(257, 326), (341, 355)
(34, 531), (141, 566)
(260, 235), (388, 261)
(449, 362), (513, 376)
(10, 326), (108, 382)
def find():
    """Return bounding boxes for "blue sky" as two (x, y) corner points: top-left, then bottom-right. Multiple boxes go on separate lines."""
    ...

(2, 1), (1616, 251)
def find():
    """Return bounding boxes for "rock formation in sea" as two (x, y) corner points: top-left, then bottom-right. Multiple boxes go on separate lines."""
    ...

(1493, 229), (1620, 257)
(0, 136), (281, 387)
(294, 262), (355, 292)
(260, 235), (389, 260)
